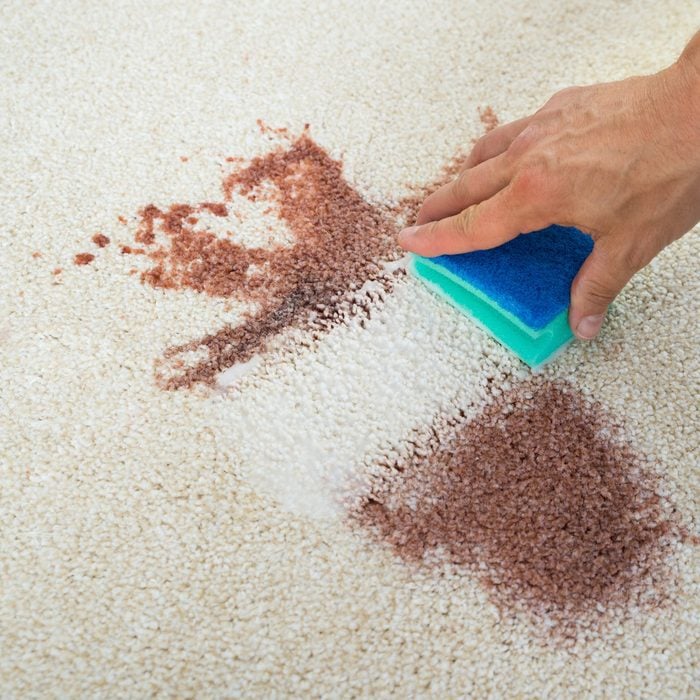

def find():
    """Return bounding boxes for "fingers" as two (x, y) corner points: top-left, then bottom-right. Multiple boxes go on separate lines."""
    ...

(465, 116), (532, 169)
(399, 184), (545, 257)
(415, 116), (534, 227)
(416, 152), (511, 226)
(568, 243), (636, 340)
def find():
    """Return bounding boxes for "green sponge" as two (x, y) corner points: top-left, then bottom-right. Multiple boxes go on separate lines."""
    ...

(408, 225), (594, 368)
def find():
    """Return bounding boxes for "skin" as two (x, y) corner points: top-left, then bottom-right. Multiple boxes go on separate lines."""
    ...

(399, 31), (700, 340)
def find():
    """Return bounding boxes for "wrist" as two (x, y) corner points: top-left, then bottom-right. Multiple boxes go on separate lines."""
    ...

(676, 31), (700, 115)
(656, 33), (700, 156)
(678, 30), (700, 76)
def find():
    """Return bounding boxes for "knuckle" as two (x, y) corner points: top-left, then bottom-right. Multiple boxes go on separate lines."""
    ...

(512, 154), (555, 199)
(449, 171), (469, 204)
(511, 153), (563, 230)
(544, 86), (580, 109)
(543, 89), (595, 131)
(426, 220), (440, 240)
(506, 122), (541, 160)
(468, 135), (488, 166)
(455, 208), (474, 238)
(576, 275), (615, 306)
(617, 240), (653, 274)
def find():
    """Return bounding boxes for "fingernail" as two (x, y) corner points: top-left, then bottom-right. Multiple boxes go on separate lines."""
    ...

(575, 314), (604, 340)
(398, 226), (419, 246)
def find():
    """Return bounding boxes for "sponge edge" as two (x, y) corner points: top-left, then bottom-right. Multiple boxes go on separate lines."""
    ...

(408, 226), (594, 368)
(410, 255), (571, 367)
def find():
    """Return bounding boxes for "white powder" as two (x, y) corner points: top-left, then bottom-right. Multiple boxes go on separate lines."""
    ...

(218, 276), (516, 519)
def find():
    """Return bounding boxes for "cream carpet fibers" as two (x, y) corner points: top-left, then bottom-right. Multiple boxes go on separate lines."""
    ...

(1, 1), (699, 697)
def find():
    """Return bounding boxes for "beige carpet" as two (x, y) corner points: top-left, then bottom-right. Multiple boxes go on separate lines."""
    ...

(1, 1), (698, 697)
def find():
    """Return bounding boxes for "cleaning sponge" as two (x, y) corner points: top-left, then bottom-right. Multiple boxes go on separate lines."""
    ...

(409, 225), (594, 367)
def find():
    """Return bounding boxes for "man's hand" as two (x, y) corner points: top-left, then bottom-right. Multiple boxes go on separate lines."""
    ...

(399, 31), (700, 340)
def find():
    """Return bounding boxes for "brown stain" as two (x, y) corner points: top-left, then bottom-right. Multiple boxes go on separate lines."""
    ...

(79, 110), (496, 389)
(52, 268), (62, 275)
(352, 380), (685, 641)
(32, 251), (42, 259)
(201, 202), (228, 217)
(74, 253), (95, 266)
(479, 105), (500, 132)
(394, 147), (477, 227)
(126, 129), (405, 389)
(92, 233), (110, 248)
(120, 245), (145, 255)
(256, 119), (290, 137)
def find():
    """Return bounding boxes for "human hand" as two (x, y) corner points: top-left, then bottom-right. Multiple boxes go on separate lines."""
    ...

(399, 31), (700, 339)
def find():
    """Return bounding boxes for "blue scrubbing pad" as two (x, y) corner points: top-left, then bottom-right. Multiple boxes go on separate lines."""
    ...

(409, 225), (594, 367)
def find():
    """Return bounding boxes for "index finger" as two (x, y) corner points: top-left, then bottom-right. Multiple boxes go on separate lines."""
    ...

(465, 115), (532, 169)
(400, 183), (550, 257)
(416, 151), (511, 226)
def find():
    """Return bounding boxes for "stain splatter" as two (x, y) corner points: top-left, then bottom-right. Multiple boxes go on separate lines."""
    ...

(256, 118), (290, 137)
(394, 130), (492, 227)
(74, 253), (95, 266)
(52, 268), (62, 275)
(92, 233), (110, 248)
(479, 105), (500, 132)
(32, 251), (42, 259)
(120, 245), (145, 255)
(117, 215), (127, 225)
(352, 380), (684, 640)
(121, 129), (403, 389)
(82, 110), (496, 389)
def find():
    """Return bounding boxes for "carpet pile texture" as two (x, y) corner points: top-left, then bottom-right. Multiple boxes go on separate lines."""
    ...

(1, 1), (698, 696)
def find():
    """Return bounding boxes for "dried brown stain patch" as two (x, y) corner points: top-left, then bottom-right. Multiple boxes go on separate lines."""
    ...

(352, 380), (687, 641)
(127, 129), (403, 389)
(479, 105), (500, 132)
(92, 233), (110, 248)
(74, 253), (95, 266)
(76, 111), (497, 389)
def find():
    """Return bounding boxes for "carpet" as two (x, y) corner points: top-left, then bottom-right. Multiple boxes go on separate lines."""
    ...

(1, 1), (698, 697)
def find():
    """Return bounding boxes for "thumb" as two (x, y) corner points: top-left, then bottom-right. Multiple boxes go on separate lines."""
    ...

(569, 243), (634, 340)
